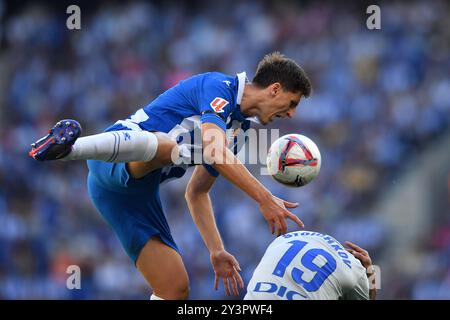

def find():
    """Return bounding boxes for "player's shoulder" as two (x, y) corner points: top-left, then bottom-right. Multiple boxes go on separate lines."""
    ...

(198, 72), (238, 113)
(203, 71), (235, 81)
(201, 72), (236, 91)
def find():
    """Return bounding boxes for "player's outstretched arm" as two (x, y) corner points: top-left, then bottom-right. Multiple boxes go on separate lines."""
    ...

(201, 122), (304, 236)
(185, 165), (244, 296)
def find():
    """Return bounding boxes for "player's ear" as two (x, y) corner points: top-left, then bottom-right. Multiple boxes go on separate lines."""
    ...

(269, 82), (282, 97)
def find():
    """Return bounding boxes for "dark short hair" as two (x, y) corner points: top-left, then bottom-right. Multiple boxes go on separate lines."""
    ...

(252, 52), (312, 98)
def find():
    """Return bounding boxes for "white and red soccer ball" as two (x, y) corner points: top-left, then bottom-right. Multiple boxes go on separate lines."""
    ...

(267, 134), (321, 187)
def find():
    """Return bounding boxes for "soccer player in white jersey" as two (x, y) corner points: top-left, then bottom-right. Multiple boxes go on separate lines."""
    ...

(245, 231), (377, 300)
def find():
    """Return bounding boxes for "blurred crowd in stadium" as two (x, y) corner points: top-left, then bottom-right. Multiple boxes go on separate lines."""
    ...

(0, 0), (449, 299)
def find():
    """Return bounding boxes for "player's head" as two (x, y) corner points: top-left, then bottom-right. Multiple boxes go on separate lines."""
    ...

(250, 52), (312, 125)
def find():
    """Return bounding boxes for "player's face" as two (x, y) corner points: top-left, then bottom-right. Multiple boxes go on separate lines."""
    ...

(259, 84), (302, 125)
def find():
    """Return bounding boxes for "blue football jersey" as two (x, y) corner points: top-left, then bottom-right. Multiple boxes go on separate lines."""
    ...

(105, 72), (256, 183)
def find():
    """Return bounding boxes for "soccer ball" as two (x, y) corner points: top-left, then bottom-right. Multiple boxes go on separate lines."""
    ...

(266, 134), (321, 187)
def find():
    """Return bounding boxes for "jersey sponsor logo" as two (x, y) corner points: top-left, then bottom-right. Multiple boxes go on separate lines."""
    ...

(253, 281), (307, 300)
(210, 97), (229, 113)
(222, 80), (231, 87)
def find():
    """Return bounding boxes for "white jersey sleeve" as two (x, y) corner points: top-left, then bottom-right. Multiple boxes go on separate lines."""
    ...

(343, 273), (370, 300)
(244, 231), (370, 300)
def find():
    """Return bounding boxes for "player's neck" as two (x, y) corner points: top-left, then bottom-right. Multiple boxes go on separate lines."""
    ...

(240, 83), (264, 118)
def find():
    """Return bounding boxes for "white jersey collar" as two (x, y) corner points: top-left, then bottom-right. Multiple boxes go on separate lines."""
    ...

(236, 71), (261, 124)
(236, 72), (247, 105)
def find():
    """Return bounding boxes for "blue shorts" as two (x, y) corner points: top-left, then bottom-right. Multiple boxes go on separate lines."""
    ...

(86, 160), (179, 264)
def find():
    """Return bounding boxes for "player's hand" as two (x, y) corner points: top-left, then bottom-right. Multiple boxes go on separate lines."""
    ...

(211, 250), (244, 297)
(344, 241), (372, 269)
(345, 241), (377, 299)
(258, 194), (304, 236)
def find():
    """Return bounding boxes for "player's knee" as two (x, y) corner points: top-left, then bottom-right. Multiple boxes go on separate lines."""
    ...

(174, 282), (190, 300)
(157, 278), (190, 300)
(172, 273), (190, 299)
(154, 132), (179, 165)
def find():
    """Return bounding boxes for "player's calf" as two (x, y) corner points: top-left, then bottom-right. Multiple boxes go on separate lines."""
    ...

(153, 132), (180, 166)
(29, 119), (163, 163)
(64, 129), (159, 163)
(127, 132), (179, 179)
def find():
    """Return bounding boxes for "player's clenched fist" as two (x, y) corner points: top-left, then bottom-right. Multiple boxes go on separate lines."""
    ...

(258, 193), (304, 236)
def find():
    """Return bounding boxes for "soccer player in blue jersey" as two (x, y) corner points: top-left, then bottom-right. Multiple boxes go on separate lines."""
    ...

(29, 52), (312, 299)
